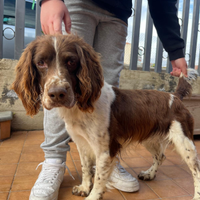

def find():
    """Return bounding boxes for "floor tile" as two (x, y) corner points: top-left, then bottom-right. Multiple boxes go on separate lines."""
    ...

(1, 132), (198, 200)
(0, 164), (17, 176)
(22, 144), (43, 154)
(179, 164), (191, 174)
(15, 162), (42, 176)
(159, 166), (191, 180)
(146, 179), (189, 198)
(0, 192), (8, 200)
(11, 175), (38, 191)
(166, 156), (185, 166)
(0, 145), (22, 153)
(119, 160), (130, 169)
(58, 187), (124, 200)
(70, 152), (80, 160)
(67, 151), (72, 161)
(9, 191), (30, 200)
(19, 152), (44, 163)
(121, 148), (142, 158)
(1, 131), (27, 148)
(58, 187), (84, 200)
(161, 196), (192, 200)
(65, 160), (79, 173)
(73, 160), (82, 172)
(69, 143), (78, 153)
(61, 173), (81, 188)
(0, 151), (21, 164)
(24, 131), (44, 146)
(135, 149), (152, 158)
(0, 176), (13, 192)
(121, 181), (159, 200)
(173, 177), (194, 195)
(165, 148), (180, 157)
(123, 157), (151, 168)
(103, 189), (124, 200)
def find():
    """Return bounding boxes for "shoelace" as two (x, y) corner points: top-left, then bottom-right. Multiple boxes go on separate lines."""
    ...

(35, 162), (74, 185)
(116, 163), (126, 173)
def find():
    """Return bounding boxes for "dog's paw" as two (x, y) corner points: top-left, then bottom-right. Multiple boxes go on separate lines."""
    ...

(138, 171), (156, 181)
(72, 185), (91, 197)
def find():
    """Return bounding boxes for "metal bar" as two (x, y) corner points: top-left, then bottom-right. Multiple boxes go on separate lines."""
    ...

(181, 0), (190, 53)
(198, 51), (200, 75)
(14, 0), (25, 60)
(154, 39), (163, 73)
(130, 0), (143, 70)
(142, 7), (153, 71)
(189, 0), (200, 69)
(166, 59), (172, 73)
(177, 0), (180, 9)
(36, 0), (42, 37)
(0, 0), (4, 58)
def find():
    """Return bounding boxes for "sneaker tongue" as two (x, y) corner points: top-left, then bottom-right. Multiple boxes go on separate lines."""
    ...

(46, 158), (63, 164)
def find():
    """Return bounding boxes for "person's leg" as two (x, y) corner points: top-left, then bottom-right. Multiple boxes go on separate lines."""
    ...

(41, 108), (71, 161)
(93, 16), (139, 192)
(64, 0), (98, 45)
(94, 18), (127, 87)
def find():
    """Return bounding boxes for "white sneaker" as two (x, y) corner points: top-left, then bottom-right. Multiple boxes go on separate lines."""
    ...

(29, 159), (66, 200)
(109, 163), (139, 192)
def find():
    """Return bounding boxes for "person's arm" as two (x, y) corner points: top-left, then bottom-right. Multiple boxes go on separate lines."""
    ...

(148, 0), (187, 77)
(39, 0), (71, 35)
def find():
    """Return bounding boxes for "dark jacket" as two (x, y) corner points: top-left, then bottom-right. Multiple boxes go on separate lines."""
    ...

(39, 0), (185, 61)
(92, 0), (184, 61)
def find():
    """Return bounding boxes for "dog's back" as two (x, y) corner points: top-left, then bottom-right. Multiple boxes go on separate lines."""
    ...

(109, 68), (198, 157)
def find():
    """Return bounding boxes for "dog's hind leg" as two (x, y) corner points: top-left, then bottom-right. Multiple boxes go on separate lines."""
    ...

(138, 140), (168, 181)
(168, 120), (200, 200)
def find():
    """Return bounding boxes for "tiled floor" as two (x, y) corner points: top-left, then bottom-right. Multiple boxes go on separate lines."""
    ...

(0, 130), (199, 200)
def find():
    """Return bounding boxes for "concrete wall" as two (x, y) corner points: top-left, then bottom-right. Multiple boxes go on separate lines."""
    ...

(1, 59), (200, 134)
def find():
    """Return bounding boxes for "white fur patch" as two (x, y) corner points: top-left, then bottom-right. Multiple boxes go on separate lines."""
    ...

(53, 37), (61, 76)
(185, 68), (199, 82)
(169, 94), (174, 108)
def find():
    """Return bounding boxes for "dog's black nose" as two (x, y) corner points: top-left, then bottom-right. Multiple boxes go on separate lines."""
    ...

(48, 87), (68, 102)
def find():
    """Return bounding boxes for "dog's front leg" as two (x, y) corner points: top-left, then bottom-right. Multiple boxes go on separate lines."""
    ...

(71, 136), (95, 197)
(85, 150), (115, 200)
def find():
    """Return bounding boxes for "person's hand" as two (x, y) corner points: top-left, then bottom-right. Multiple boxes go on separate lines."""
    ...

(170, 57), (188, 77)
(41, 0), (71, 35)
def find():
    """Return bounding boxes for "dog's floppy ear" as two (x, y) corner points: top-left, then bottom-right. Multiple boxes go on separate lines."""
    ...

(11, 40), (41, 116)
(75, 40), (104, 112)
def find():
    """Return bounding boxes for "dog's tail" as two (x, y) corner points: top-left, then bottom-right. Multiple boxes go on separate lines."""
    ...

(174, 68), (198, 101)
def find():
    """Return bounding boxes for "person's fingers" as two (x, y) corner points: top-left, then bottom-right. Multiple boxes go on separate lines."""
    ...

(53, 17), (63, 34)
(181, 64), (188, 77)
(42, 24), (49, 35)
(170, 68), (181, 77)
(49, 22), (55, 35)
(41, 24), (46, 34)
(63, 11), (71, 34)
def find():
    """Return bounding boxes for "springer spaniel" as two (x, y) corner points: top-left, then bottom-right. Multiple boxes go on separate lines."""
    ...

(12, 34), (200, 200)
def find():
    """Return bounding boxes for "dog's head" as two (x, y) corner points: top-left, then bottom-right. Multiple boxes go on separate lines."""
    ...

(12, 34), (104, 116)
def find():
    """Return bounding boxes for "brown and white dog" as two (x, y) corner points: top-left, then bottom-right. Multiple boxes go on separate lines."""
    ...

(12, 34), (200, 200)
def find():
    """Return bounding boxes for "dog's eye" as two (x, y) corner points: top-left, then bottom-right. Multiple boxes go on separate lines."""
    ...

(67, 60), (75, 66)
(67, 59), (77, 71)
(37, 60), (47, 68)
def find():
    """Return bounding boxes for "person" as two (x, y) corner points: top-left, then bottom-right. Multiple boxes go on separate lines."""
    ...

(29, 0), (188, 200)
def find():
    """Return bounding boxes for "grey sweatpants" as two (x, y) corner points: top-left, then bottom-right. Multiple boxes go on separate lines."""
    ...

(41, 0), (128, 161)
